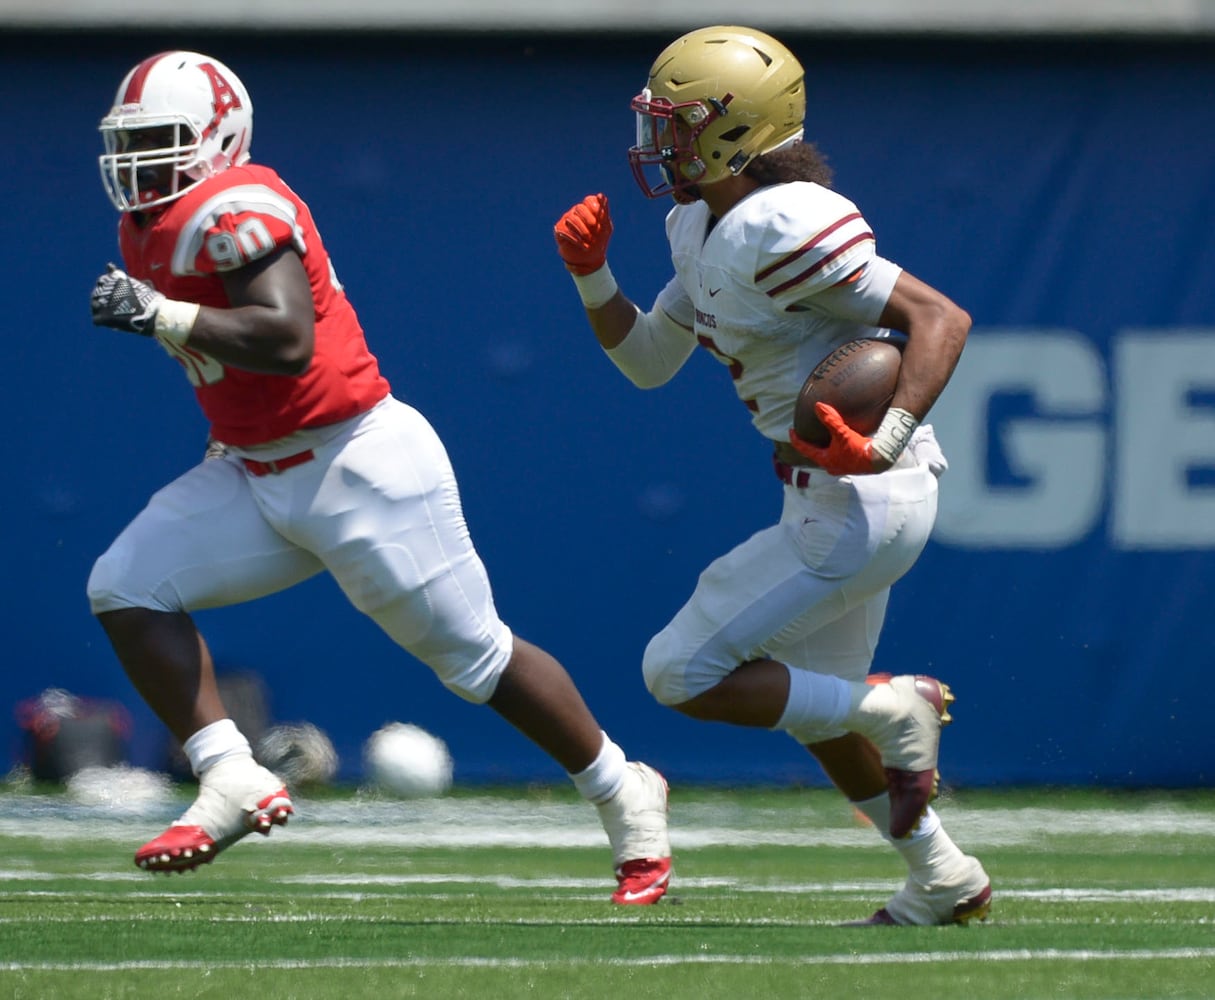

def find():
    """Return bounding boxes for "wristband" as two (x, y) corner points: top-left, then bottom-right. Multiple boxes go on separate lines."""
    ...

(570, 263), (618, 310)
(153, 298), (201, 347)
(870, 407), (919, 464)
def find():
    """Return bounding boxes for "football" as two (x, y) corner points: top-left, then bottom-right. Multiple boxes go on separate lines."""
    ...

(793, 338), (902, 447)
(363, 722), (454, 798)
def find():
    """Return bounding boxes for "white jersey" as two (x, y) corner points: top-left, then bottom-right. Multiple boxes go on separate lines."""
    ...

(654, 182), (903, 441)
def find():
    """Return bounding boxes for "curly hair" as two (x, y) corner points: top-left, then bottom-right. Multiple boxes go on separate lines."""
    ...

(743, 141), (833, 188)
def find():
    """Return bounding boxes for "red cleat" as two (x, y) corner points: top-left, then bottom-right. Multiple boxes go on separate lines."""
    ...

(611, 857), (672, 905)
(595, 762), (672, 904)
(135, 757), (293, 873)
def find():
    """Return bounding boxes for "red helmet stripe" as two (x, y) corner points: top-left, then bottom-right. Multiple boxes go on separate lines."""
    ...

(120, 51), (172, 104)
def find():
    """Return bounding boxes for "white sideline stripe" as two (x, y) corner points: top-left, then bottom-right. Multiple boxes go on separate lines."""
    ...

(1, 798), (1214, 850)
(5, 949), (1215, 972)
(2, 875), (1213, 905)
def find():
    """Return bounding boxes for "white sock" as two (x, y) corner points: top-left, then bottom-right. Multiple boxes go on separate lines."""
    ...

(854, 795), (965, 879)
(569, 731), (627, 805)
(182, 719), (252, 776)
(774, 665), (852, 732)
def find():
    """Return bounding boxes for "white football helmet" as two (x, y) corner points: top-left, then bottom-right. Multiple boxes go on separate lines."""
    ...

(629, 26), (805, 201)
(99, 51), (253, 212)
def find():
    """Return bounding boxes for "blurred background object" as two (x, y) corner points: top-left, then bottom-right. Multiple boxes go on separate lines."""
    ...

(15, 688), (130, 783)
(363, 722), (454, 798)
(1, 0), (1212, 35)
(256, 722), (340, 787)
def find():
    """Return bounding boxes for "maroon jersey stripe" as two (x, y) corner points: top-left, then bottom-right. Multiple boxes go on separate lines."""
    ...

(764, 231), (874, 299)
(754, 212), (863, 282)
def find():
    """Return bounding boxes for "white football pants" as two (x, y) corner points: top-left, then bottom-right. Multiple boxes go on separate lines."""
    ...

(87, 396), (513, 703)
(642, 440), (940, 744)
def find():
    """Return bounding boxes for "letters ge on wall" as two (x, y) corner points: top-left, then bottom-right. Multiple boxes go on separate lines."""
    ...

(930, 329), (1215, 551)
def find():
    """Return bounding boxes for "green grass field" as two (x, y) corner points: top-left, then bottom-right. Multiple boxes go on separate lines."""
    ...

(1, 781), (1211, 999)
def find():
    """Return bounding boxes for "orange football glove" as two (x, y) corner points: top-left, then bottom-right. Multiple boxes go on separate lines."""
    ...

(554, 193), (613, 275)
(788, 402), (881, 476)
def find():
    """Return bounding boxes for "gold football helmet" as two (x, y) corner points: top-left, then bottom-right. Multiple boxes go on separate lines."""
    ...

(629, 26), (806, 201)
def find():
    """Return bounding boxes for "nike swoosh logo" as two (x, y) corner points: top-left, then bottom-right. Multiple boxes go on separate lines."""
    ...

(150, 262), (165, 270)
(708, 287), (721, 297)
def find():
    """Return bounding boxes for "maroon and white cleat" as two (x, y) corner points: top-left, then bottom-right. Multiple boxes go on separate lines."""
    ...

(845, 856), (993, 926)
(850, 674), (955, 838)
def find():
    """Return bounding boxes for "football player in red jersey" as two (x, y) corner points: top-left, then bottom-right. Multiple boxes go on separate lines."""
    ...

(554, 26), (990, 924)
(88, 51), (670, 904)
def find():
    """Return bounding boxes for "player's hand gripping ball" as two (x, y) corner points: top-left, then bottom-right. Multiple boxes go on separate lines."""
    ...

(792, 339), (902, 447)
(787, 337), (903, 476)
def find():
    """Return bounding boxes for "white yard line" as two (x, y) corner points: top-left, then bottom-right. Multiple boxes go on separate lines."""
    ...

(5, 949), (1215, 972)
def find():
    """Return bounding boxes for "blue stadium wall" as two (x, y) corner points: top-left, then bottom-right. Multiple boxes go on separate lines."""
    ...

(3, 32), (1212, 787)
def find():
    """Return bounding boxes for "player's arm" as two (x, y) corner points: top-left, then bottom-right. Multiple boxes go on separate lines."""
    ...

(877, 270), (970, 422)
(198, 247), (315, 374)
(90, 246), (315, 376)
(554, 193), (696, 387)
(553, 193), (638, 349)
(788, 263), (970, 475)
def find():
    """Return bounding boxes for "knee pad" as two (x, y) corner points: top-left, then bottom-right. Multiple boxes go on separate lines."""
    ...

(436, 641), (512, 704)
(642, 629), (734, 707)
(401, 616), (514, 706)
(641, 633), (685, 706)
(86, 546), (175, 614)
(86, 551), (120, 613)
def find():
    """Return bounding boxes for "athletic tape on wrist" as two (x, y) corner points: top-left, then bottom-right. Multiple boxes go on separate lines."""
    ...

(870, 407), (919, 464)
(570, 263), (618, 310)
(153, 299), (200, 346)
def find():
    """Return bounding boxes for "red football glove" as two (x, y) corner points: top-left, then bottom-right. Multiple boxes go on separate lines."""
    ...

(788, 402), (882, 476)
(554, 193), (613, 275)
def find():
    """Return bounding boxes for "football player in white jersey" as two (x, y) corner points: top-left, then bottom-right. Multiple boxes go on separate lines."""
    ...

(554, 26), (990, 925)
(86, 50), (671, 904)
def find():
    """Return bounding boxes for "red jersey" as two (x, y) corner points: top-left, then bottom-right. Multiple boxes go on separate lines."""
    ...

(117, 163), (390, 446)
